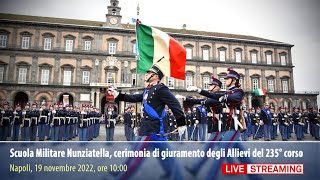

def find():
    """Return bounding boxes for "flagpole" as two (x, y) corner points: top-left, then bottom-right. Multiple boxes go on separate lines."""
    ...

(134, 3), (140, 126)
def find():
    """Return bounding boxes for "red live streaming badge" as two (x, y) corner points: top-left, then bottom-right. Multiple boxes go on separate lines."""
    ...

(222, 164), (247, 175)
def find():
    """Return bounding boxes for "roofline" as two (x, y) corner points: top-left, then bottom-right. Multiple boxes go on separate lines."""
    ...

(0, 18), (294, 47)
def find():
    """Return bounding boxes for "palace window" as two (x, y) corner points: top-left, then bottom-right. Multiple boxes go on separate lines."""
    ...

(186, 74), (193, 88)
(282, 80), (288, 93)
(167, 77), (175, 89)
(0, 66), (4, 83)
(18, 67), (27, 84)
(41, 69), (50, 85)
(0, 35), (8, 47)
(252, 78), (259, 90)
(63, 70), (72, 85)
(203, 75), (210, 90)
(44, 38), (52, 50)
(267, 79), (274, 92)
(84, 41), (91, 51)
(82, 71), (90, 84)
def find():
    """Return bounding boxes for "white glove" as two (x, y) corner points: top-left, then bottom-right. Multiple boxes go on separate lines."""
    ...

(108, 86), (119, 98)
(187, 86), (200, 93)
(22, 111), (26, 115)
(1, 111), (4, 114)
(178, 126), (187, 137)
(175, 94), (186, 101)
(195, 120), (199, 124)
(219, 96), (225, 103)
(52, 110), (56, 114)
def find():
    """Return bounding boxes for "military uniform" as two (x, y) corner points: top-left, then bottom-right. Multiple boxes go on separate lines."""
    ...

(292, 107), (303, 140)
(21, 103), (31, 141)
(30, 103), (40, 141)
(0, 102), (13, 141)
(78, 105), (89, 141)
(308, 108), (319, 140)
(115, 83), (186, 141)
(278, 107), (288, 141)
(12, 104), (22, 141)
(260, 105), (272, 141)
(105, 107), (118, 141)
(270, 110), (278, 140)
(38, 104), (49, 141)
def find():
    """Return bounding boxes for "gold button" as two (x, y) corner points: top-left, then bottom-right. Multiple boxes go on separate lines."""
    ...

(150, 96), (153, 98)
(152, 92), (155, 95)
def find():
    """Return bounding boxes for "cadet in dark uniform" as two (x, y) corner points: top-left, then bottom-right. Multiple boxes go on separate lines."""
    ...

(30, 102), (40, 141)
(105, 105), (118, 141)
(38, 103), (49, 141)
(57, 102), (66, 141)
(185, 108), (193, 140)
(260, 103), (272, 141)
(46, 104), (54, 140)
(111, 65), (186, 140)
(0, 102), (13, 141)
(186, 75), (223, 141)
(79, 104), (88, 141)
(20, 103), (31, 141)
(110, 64), (186, 179)
(309, 107), (319, 140)
(270, 107), (278, 140)
(12, 103), (22, 141)
(219, 68), (244, 141)
(292, 107), (303, 140)
(278, 107), (288, 141)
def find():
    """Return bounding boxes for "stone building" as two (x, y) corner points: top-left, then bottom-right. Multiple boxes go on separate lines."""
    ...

(0, 0), (318, 113)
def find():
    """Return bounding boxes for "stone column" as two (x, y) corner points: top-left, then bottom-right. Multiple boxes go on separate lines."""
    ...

(196, 65), (200, 87)
(245, 68), (250, 92)
(11, 28), (18, 47)
(260, 46), (264, 64)
(195, 41), (199, 59)
(261, 69), (266, 89)
(31, 56), (38, 83)
(76, 58), (81, 85)
(276, 70), (280, 93)
(228, 44), (232, 62)
(274, 48), (278, 65)
(56, 31), (62, 50)
(53, 56), (61, 84)
(34, 29), (40, 48)
(78, 32), (83, 50)
(212, 42), (216, 61)
(244, 45), (248, 63)
(8, 55), (16, 82)
(289, 71), (294, 93)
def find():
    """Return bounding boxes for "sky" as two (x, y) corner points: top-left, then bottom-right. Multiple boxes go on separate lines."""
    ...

(0, 0), (319, 107)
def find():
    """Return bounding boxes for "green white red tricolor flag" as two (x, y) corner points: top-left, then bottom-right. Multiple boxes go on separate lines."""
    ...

(254, 88), (267, 96)
(136, 22), (186, 80)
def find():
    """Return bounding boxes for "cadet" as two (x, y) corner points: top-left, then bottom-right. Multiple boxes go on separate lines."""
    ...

(21, 103), (31, 141)
(46, 104), (54, 140)
(51, 103), (60, 141)
(278, 107), (288, 141)
(109, 63), (186, 141)
(94, 107), (102, 138)
(79, 104), (87, 141)
(270, 107), (278, 140)
(309, 107), (319, 140)
(12, 103), (22, 141)
(219, 68), (244, 141)
(64, 104), (72, 141)
(292, 107), (303, 140)
(0, 102), (13, 141)
(30, 102), (40, 141)
(57, 102), (65, 141)
(260, 103), (272, 141)
(38, 103), (49, 141)
(185, 108), (193, 140)
(105, 105), (118, 141)
(186, 75), (223, 141)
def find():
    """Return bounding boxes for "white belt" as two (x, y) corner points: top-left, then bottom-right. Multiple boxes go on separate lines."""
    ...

(66, 117), (72, 123)
(24, 118), (31, 121)
(2, 117), (10, 120)
(73, 117), (78, 123)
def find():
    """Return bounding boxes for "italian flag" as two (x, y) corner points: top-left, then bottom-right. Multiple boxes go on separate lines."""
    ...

(254, 88), (267, 96)
(136, 23), (186, 80)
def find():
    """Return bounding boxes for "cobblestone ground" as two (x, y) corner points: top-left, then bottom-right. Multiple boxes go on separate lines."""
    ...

(87, 124), (318, 142)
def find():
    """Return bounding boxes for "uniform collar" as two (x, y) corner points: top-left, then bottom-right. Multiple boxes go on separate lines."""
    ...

(228, 86), (236, 90)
